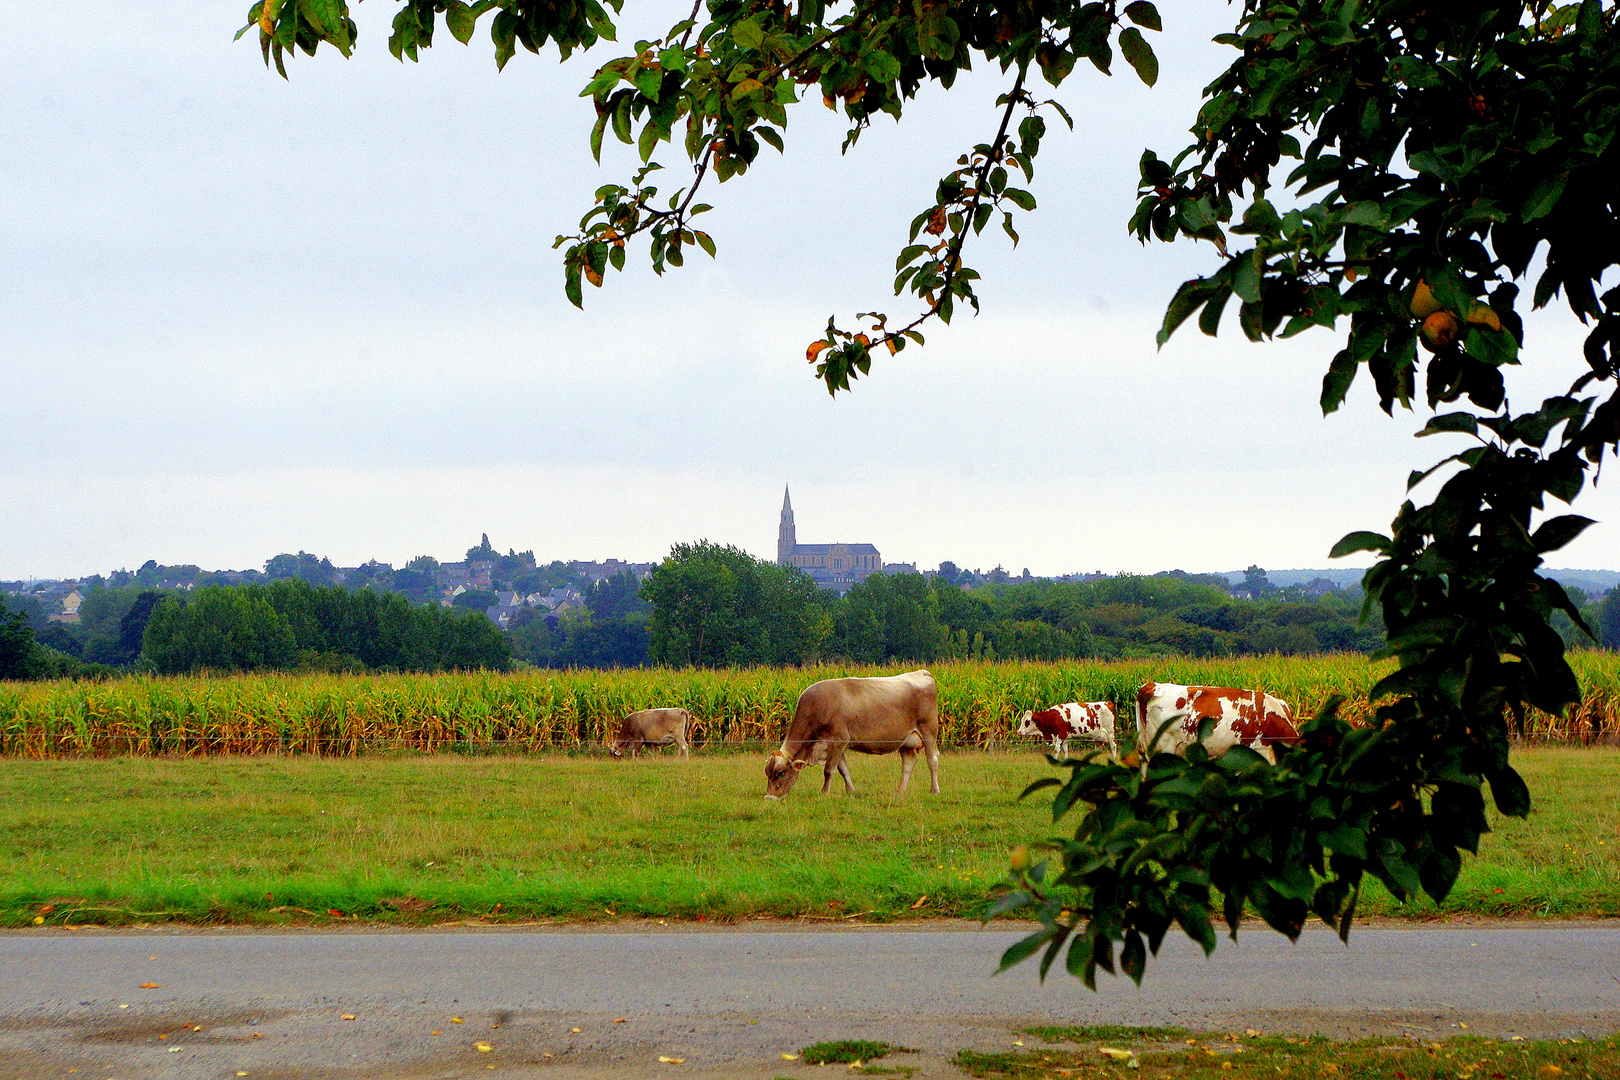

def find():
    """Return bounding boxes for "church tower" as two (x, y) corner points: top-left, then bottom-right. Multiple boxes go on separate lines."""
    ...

(778, 485), (796, 566)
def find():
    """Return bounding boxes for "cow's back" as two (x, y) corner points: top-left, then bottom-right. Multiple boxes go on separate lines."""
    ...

(789, 670), (937, 748)
(1136, 682), (1295, 761)
(625, 707), (689, 739)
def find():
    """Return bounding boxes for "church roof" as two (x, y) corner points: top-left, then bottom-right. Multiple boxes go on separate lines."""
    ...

(791, 543), (880, 555)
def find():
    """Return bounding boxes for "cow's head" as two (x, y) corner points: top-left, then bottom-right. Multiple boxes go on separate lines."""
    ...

(608, 740), (627, 758)
(1015, 710), (1037, 737)
(763, 750), (807, 800)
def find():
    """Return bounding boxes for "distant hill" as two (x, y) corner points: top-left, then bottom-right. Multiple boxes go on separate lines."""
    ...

(1224, 567), (1620, 598)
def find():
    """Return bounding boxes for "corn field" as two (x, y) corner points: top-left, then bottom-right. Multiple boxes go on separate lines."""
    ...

(1, 653), (1616, 757)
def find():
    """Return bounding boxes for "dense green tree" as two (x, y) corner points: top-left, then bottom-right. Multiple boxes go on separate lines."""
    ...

(139, 580), (511, 674)
(830, 573), (946, 662)
(1597, 587), (1620, 649)
(584, 570), (651, 619)
(264, 551), (339, 586)
(0, 597), (41, 679)
(451, 588), (500, 611)
(405, 555), (441, 574)
(141, 589), (298, 674)
(642, 541), (828, 667)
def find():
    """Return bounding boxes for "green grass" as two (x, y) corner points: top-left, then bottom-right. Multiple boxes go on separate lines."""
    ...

(800, 1040), (917, 1064)
(2, 748), (1616, 927)
(955, 1028), (1620, 1079)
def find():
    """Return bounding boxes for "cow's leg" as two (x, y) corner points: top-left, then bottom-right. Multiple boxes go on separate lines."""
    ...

(822, 747), (847, 794)
(676, 731), (690, 759)
(922, 732), (941, 795)
(898, 747), (918, 793)
(836, 756), (854, 793)
(1052, 736), (1068, 761)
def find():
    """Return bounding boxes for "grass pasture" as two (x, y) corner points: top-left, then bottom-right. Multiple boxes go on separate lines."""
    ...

(5, 652), (1619, 757)
(955, 1026), (1620, 1079)
(2, 746), (1616, 928)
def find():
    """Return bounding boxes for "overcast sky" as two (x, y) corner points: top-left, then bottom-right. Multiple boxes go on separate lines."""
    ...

(3, 2), (1615, 581)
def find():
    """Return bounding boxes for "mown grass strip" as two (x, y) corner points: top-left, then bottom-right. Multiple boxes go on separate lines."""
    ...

(1, 748), (1614, 927)
(956, 1027), (1619, 1078)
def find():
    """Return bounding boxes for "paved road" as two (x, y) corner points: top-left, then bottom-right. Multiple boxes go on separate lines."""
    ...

(4, 922), (1617, 1079)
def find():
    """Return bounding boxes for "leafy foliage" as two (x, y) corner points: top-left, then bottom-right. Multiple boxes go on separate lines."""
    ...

(239, 0), (1620, 984)
(141, 581), (512, 674)
(238, 0), (1158, 387)
(642, 541), (829, 666)
(984, 0), (1620, 988)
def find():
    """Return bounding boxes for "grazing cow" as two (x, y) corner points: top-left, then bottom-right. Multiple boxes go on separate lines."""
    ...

(610, 708), (692, 759)
(1134, 682), (1299, 764)
(763, 669), (941, 800)
(1017, 702), (1117, 759)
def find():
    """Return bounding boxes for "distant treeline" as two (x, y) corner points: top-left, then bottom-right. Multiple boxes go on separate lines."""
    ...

(640, 541), (1395, 668)
(6, 540), (1617, 680)
(2, 581), (509, 679)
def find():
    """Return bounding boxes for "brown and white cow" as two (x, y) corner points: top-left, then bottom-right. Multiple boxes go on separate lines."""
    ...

(1016, 702), (1117, 758)
(1134, 682), (1299, 765)
(610, 708), (692, 759)
(763, 670), (941, 799)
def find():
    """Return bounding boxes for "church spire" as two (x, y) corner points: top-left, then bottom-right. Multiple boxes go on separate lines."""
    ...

(778, 485), (796, 565)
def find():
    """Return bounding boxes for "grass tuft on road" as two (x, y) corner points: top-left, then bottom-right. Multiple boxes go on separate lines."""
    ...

(957, 1028), (1620, 1078)
(801, 1040), (917, 1064)
(1, 748), (1615, 927)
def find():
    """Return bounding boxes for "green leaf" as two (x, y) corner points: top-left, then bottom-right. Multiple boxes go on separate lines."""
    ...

(1123, 1), (1161, 31)
(983, 890), (1035, 920)
(1523, 171), (1569, 222)
(443, 0), (477, 44)
(1157, 278), (1218, 347)
(731, 16), (764, 50)
(1531, 515), (1595, 553)
(1118, 28), (1158, 86)
(1417, 412), (1478, 438)
(1330, 531), (1390, 558)
(1004, 188), (1037, 212)
(864, 49), (901, 82)
(1321, 348), (1357, 414)
(996, 928), (1054, 974)
(1119, 929), (1147, 985)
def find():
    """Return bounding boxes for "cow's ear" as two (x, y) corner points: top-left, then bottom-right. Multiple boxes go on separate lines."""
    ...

(791, 759), (809, 771)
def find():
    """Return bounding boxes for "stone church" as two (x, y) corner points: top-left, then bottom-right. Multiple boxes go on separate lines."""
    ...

(776, 486), (882, 593)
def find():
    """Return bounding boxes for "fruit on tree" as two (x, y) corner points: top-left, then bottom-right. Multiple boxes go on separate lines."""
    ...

(1420, 311), (1461, 351)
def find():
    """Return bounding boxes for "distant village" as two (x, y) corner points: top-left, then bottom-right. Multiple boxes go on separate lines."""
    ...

(11, 486), (1619, 632)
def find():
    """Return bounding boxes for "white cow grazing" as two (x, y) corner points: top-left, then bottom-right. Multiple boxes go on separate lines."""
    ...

(1015, 702), (1117, 758)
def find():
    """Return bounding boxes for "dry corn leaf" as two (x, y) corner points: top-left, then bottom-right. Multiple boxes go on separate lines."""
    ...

(782, 1053), (800, 1061)
(476, 1042), (493, 1053)
(341, 1014), (356, 1021)
(615, 1018), (628, 1023)
(139, 983), (162, 989)
(452, 1017), (465, 1023)
(1099, 1048), (1134, 1061)
(910, 895), (928, 910)
(572, 1026), (582, 1033)
(430, 1031), (442, 1036)
(658, 1055), (685, 1064)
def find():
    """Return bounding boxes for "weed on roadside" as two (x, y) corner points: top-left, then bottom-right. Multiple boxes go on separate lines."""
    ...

(954, 1031), (1620, 1078)
(801, 1040), (918, 1064)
